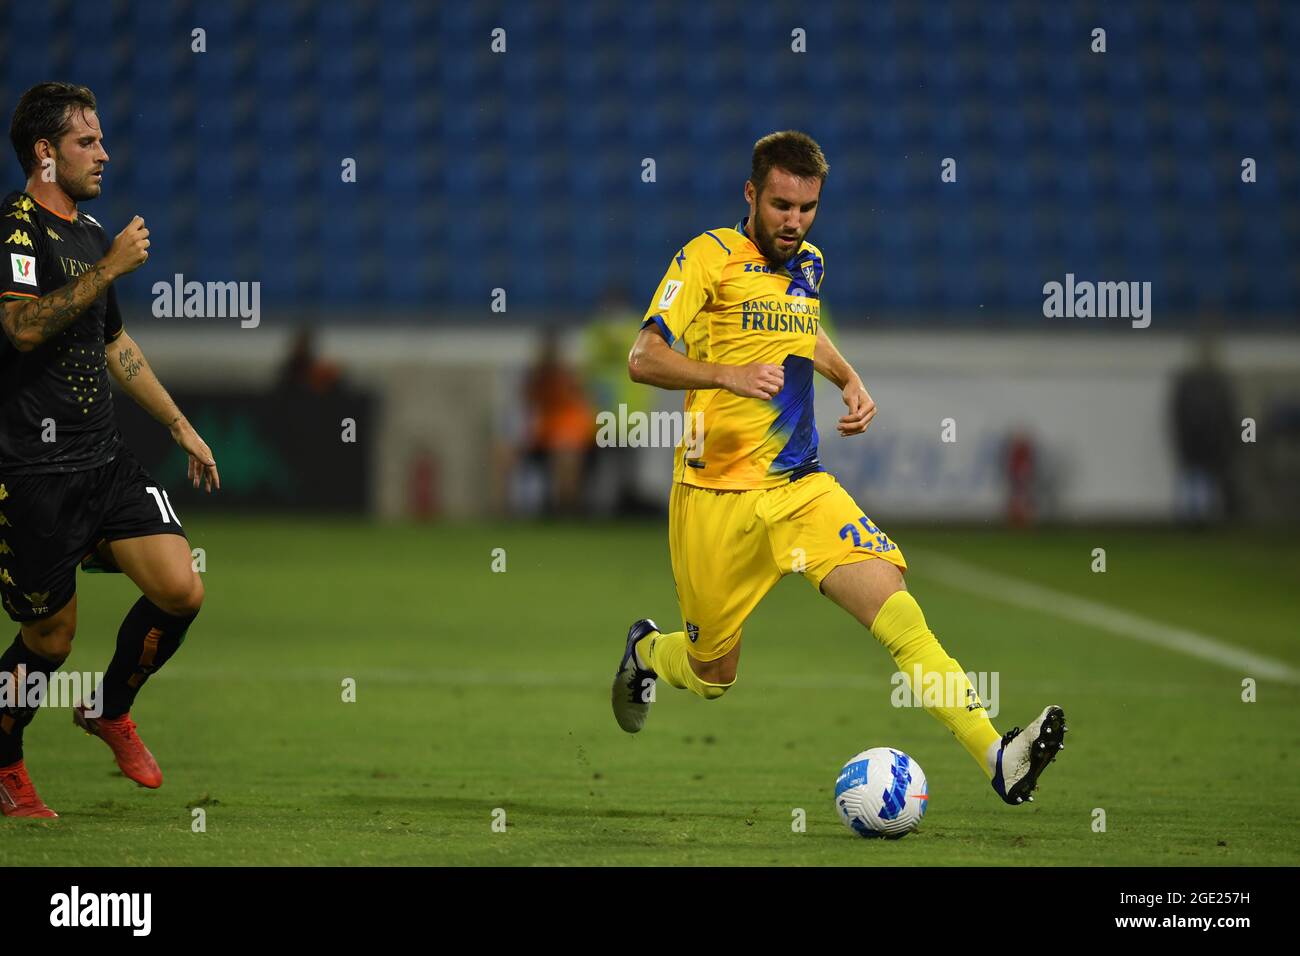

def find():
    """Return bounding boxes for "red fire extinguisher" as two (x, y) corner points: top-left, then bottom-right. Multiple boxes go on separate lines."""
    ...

(1006, 431), (1036, 528)
(409, 447), (439, 520)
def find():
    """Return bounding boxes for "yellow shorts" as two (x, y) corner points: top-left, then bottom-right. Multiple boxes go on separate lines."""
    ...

(667, 471), (907, 662)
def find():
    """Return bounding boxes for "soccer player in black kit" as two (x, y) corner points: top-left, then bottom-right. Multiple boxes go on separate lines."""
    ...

(0, 83), (219, 817)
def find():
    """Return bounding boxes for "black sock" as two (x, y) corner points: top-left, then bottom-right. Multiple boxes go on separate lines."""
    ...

(0, 633), (62, 766)
(97, 597), (198, 719)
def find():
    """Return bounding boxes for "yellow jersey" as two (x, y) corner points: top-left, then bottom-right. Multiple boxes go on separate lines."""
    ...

(641, 217), (825, 489)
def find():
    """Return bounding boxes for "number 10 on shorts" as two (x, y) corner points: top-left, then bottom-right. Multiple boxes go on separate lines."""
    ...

(145, 486), (182, 526)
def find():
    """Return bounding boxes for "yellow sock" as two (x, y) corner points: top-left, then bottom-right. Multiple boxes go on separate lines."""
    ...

(871, 590), (1001, 777)
(637, 631), (733, 700)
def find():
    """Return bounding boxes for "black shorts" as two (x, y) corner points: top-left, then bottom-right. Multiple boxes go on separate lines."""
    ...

(0, 447), (188, 622)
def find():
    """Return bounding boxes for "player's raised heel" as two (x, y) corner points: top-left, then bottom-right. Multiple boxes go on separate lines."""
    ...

(991, 705), (1067, 805)
(611, 618), (659, 734)
(0, 759), (59, 818)
(73, 704), (163, 789)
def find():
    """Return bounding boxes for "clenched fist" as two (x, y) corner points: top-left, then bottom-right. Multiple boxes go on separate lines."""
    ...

(719, 362), (785, 399)
(102, 215), (150, 279)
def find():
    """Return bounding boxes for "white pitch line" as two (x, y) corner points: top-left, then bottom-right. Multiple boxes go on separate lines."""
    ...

(909, 549), (1300, 686)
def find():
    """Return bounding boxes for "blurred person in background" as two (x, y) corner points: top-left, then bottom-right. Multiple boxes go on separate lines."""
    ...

(1170, 334), (1239, 525)
(275, 326), (341, 396)
(583, 283), (661, 516)
(514, 327), (595, 517)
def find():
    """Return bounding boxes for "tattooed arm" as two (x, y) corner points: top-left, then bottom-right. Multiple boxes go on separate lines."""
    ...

(106, 330), (182, 427)
(106, 330), (220, 493)
(0, 215), (149, 352)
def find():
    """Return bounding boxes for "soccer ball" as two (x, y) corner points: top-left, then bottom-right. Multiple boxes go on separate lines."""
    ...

(834, 747), (928, 839)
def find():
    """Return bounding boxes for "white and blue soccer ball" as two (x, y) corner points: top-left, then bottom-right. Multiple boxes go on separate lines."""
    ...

(834, 747), (928, 839)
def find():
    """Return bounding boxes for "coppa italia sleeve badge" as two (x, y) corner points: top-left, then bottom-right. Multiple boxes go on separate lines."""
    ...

(10, 253), (37, 286)
(657, 279), (682, 310)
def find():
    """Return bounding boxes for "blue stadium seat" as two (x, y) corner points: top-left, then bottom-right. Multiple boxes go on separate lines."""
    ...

(0, 0), (1289, 325)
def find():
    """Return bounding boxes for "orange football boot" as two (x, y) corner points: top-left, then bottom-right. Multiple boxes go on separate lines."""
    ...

(0, 760), (59, 818)
(73, 705), (163, 789)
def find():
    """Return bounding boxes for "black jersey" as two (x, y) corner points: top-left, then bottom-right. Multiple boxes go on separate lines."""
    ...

(0, 191), (124, 474)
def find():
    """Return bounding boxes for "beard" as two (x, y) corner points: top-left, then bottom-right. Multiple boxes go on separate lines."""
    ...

(753, 214), (802, 265)
(57, 163), (102, 201)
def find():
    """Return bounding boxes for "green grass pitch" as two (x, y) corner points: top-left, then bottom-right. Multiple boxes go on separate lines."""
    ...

(3, 517), (1298, 866)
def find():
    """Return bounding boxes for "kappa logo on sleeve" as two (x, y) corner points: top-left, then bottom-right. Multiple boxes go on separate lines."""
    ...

(5, 228), (34, 249)
(10, 253), (36, 286)
(658, 279), (682, 310)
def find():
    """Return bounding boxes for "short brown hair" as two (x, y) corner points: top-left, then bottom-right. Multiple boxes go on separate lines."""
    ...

(10, 82), (98, 177)
(749, 130), (829, 193)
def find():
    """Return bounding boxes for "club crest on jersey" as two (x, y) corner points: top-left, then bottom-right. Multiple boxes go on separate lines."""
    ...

(686, 622), (699, 644)
(783, 251), (821, 299)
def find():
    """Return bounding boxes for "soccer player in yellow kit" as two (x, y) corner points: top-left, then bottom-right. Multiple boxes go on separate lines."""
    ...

(611, 131), (1066, 805)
